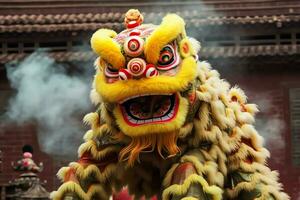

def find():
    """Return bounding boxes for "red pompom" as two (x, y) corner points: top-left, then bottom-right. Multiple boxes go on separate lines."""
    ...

(144, 64), (158, 78)
(119, 68), (132, 80)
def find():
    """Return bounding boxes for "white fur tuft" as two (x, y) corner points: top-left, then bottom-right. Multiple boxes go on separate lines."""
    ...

(189, 37), (201, 53)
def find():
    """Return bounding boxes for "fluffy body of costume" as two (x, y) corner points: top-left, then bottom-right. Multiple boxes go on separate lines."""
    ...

(51, 9), (289, 200)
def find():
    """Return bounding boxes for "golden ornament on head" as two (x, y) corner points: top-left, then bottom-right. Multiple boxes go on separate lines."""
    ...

(125, 9), (144, 29)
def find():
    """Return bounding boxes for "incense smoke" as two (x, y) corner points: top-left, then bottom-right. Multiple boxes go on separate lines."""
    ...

(5, 52), (93, 157)
(250, 92), (285, 164)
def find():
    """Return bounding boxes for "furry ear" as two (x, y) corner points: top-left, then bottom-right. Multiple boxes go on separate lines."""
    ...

(188, 37), (201, 54)
(144, 14), (185, 64)
(90, 29), (125, 69)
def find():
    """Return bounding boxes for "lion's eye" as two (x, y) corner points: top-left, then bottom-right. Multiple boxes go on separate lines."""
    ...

(128, 39), (139, 51)
(124, 36), (144, 57)
(158, 46), (173, 65)
(104, 66), (119, 78)
(157, 44), (179, 71)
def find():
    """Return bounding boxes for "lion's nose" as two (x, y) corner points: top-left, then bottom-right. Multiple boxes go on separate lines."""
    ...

(127, 58), (146, 77)
(118, 58), (158, 80)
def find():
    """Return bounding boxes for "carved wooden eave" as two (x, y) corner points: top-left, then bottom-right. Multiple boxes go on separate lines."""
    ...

(0, 51), (95, 64)
(0, 0), (300, 62)
(0, 13), (300, 33)
(0, 0), (300, 33)
(1, 44), (300, 64)
(0, 0), (299, 16)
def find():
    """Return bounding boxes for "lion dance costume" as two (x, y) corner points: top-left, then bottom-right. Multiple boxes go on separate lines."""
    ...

(51, 9), (289, 200)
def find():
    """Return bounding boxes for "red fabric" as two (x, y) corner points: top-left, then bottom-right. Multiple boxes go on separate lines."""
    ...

(113, 188), (157, 200)
(171, 162), (196, 185)
(113, 189), (132, 200)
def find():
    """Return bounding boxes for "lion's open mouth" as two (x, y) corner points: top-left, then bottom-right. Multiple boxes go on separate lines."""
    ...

(120, 93), (179, 126)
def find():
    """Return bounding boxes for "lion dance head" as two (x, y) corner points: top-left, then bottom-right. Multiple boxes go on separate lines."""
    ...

(90, 9), (201, 165)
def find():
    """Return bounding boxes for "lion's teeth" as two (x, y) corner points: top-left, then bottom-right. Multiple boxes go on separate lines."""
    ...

(137, 120), (145, 124)
(129, 118), (138, 124)
(161, 116), (169, 120)
(152, 118), (161, 122)
(167, 113), (173, 118)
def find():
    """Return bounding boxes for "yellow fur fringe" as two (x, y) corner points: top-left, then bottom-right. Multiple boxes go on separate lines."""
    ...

(181, 155), (224, 187)
(181, 197), (198, 200)
(162, 174), (222, 200)
(50, 181), (109, 200)
(69, 162), (117, 183)
(83, 112), (100, 132)
(226, 172), (289, 200)
(57, 167), (70, 182)
(78, 140), (121, 160)
(90, 88), (102, 105)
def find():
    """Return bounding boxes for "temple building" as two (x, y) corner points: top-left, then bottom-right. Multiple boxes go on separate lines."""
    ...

(0, 0), (299, 199)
